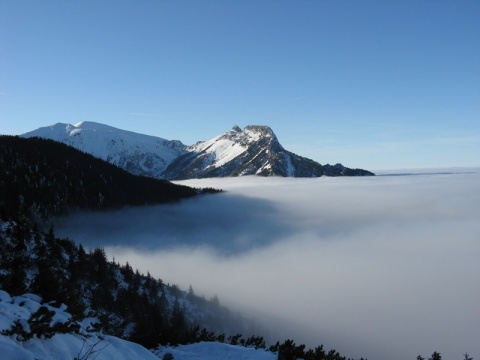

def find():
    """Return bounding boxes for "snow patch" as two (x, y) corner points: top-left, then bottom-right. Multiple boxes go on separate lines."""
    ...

(154, 342), (276, 360)
(0, 289), (277, 360)
(0, 290), (159, 360)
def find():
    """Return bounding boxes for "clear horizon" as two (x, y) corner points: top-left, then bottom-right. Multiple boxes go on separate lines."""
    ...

(1, 1), (479, 170)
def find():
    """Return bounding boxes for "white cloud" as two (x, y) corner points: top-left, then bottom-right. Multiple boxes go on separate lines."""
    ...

(56, 171), (480, 360)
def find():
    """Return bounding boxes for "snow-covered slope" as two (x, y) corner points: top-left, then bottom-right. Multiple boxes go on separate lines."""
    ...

(22, 122), (374, 179)
(0, 290), (159, 360)
(154, 342), (276, 360)
(0, 289), (275, 360)
(162, 125), (284, 179)
(22, 121), (186, 178)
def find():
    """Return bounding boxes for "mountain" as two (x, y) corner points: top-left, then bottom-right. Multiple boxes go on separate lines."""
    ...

(22, 121), (186, 178)
(164, 125), (373, 179)
(22, 122), (374, 179)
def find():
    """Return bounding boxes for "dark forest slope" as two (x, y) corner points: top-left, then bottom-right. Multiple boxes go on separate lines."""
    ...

(0, 136), (217, 222)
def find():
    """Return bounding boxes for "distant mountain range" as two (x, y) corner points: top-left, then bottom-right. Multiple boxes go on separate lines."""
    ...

(22, 121), (374, 179)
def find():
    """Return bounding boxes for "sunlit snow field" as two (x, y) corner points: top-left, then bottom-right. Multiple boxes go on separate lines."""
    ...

(56, 168), (480, 360)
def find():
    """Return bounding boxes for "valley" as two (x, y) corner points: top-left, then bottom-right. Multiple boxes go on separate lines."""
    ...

(54, 170), (480, 360)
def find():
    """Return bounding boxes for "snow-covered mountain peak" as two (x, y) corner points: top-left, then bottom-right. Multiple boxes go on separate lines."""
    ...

(23, 121), (374, 179)
(190, 125), (276, 155)
(220, 125), (243, 140)
(22, 122), (187, 178)
(216, 125), (276, 144)
(244, 125), (275, 138)
(24, 122), (71, 139)
(73, 120), (116, 131)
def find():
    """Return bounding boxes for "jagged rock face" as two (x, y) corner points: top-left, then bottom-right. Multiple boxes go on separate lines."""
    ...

(22, 122), (374, 179)
(163, 125), (373, 179)
(163, 125), (286, 179)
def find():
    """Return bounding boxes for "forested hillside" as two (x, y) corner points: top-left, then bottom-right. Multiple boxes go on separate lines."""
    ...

(0, 135), (218, 223)
(0, 219), (256, 349)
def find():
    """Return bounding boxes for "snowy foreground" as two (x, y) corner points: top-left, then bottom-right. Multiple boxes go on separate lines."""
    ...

(153, 342), (275, 360)
(0, 290), (275, 360)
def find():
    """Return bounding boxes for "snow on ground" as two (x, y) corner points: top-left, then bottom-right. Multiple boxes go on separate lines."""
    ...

(0, 290), (158, 360)
(154, 342), (276, 360)
(0, 290), (276, 360)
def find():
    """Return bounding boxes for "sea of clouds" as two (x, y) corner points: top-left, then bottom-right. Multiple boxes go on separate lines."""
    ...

(56, 169), (480, 360)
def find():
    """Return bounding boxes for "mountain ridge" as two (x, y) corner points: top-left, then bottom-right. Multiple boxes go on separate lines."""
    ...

(22, 121), (186, 178)
(22, 122), (374, 179)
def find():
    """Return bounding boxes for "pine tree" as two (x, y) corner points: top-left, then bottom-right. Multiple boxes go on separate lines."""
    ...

(4, 257), (27, 295)
(31, 260), (60, 302)
(169, 300), (187, 344)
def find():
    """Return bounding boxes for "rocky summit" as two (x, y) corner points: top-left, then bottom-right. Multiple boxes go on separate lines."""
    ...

(22, 122), (374, 180)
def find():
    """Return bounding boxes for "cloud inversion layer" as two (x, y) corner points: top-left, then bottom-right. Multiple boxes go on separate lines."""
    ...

(56, 171), (480, 360)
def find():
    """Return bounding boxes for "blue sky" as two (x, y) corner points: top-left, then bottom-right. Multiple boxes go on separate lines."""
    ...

(1, 0), (479, 170)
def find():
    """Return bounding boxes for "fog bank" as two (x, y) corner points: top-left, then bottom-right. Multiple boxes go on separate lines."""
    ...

(56, 170), (480, 360)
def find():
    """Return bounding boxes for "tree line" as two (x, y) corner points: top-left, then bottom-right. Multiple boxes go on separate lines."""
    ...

(0, 135), (221, 223)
